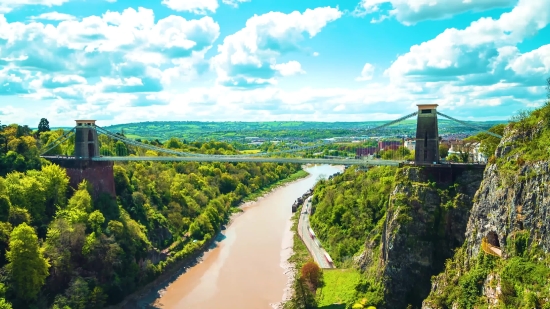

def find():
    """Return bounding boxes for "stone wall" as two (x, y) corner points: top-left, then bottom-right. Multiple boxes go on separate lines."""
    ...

(49, 158), (116, 198)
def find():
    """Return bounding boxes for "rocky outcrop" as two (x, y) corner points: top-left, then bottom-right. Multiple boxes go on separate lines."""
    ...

(463, 161), (550, 259)
(422, 121), (550, 309)
(291, 188), (313, 212)
(357, 165), (484, 309)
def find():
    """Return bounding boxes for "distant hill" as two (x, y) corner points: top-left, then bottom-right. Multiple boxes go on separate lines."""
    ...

(103, 120), (507, 142)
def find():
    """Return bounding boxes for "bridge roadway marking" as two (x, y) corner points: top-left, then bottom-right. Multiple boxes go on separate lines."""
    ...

(91, 156), (402, 166)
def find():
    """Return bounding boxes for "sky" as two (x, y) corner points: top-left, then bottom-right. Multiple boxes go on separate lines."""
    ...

(0, 0), (549, 127)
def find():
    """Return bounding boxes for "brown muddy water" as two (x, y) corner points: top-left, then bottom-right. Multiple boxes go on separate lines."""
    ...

(134, 165), (342, 309)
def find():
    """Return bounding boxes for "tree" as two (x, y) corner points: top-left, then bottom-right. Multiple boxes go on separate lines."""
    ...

(6, 223), (50, 301)
(37, 118), (50, 134)
(0, 195), (10, 222)
(447, 154), (460, 162)
(288, 277), (317, 309)
(301, 260), (322, 293)
(439, 144), (449, 159)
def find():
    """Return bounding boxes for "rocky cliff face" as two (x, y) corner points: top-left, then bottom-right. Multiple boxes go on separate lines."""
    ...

(356, 165), (484, 309)
(422, 116), (550, 309)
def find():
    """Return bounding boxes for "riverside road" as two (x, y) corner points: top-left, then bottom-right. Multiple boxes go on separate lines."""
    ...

(297, 198), (334, 269)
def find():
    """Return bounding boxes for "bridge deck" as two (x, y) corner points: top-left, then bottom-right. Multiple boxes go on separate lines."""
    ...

(86, 156), (402, 166)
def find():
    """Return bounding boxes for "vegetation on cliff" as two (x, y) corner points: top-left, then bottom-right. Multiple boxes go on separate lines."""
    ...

(423, 101), (550, 309)
(309, 166), (396, 267)
(0, 122), (303, 309)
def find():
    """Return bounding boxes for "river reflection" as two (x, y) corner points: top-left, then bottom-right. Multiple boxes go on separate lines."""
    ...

(142, 165), (342, 309)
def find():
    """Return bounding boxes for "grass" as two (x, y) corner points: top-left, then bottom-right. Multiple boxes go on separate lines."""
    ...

(243, 169), (310, 202)
(317, 269), (362, 307)
(288, 201), (311, 267)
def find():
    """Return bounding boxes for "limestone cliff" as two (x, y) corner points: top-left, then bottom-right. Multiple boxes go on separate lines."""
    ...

(356, 165), (484, 309)
(422, 107), (550, 309)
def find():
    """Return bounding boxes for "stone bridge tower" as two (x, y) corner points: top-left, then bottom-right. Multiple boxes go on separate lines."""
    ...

(415, 104), (440, 164)
(49, 120), (116, 198)
(74, 120), (100, 159)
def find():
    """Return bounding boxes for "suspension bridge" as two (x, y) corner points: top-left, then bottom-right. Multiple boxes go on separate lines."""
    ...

(38, 104), (502, 197)
(39, 104), (501, 166)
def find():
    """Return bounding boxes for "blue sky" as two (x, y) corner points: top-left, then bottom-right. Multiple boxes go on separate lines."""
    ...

(0, 0), (548, 127)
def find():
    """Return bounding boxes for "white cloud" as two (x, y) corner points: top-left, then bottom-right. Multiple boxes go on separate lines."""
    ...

(355, 0), (517, 25)
(0, 0), (70, 13)
(271, 61), (305, 76)
(0, 7), (220, 104)
(356, 63), (375, 81)
(222, 0), (250, 8)
(30, 12), (76, 21)
(385, 0), (550, 84)
(313, 52), (319, 57)
(507, 45), (550, 76)
(162, 0), (218, 14)
(212, 7), (342, 88)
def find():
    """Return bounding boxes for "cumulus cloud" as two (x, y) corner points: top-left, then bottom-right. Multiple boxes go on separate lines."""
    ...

(222, 0), (250, 8)
(30, 12), (76, 21)
(162, 0), (218, 14)
(355, 0), (517, 25)
(212, 7), (342, 88)
(0, 0), (70, 13)
(356, 63), (375, 81)
(385, 0), (550, 87)
(0, 7), (220, 101)
(271, 61), (305, 76)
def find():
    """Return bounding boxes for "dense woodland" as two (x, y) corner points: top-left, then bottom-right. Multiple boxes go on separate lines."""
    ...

(0, 121), (302, 309)
(309, 166), (396, 266)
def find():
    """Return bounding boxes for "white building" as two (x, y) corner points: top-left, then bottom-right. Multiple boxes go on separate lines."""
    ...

(447, 141), (487, 163)
(404, 139), (416, 151)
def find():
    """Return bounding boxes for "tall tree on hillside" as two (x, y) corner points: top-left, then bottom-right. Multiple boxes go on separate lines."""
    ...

(301, 260), (322, 293)
(37, 118), (50, 134)
(6, 223), (50, 301)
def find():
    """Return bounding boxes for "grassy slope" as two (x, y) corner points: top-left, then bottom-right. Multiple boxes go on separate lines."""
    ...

(317, 269), (362, 307)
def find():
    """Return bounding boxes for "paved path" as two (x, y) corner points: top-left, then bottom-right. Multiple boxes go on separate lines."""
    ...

(297, 198), (334, 269)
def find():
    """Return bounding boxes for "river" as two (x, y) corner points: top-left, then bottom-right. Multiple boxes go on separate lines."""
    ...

(139, 164), (342, 309)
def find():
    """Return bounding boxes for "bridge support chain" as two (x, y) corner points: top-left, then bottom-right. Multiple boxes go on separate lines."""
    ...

(437, 112), (503, 138)
(39, 127), (75, 156)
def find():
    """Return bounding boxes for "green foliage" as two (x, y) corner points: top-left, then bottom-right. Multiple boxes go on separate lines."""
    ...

(0, 124), (42, 175)
(497, 101), (550, 167)
(0, 299), (12, 309)
(0, 196), (10, 222)
(286, 277), (317, 309)
(0, 124), (305, 308)
(309, 166), (396, 265)
(37, 119), (50, 134)
(103, 120), (502, 143)
(439, 144), (449, 158)
(426, 234), (550, 309)
(317, 269), (362, 307)
(6, 223), (50, 301)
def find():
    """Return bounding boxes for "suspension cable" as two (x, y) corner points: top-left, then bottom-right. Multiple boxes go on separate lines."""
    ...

(95, 111), (418, 159)
(40, 131), (75, 155)
(364, 111), (418, 133)
(437, 112), (503, 138)
(95, 125), (209, 157)
(249, 111), (419, 157)
(39, 128), (75, 155)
